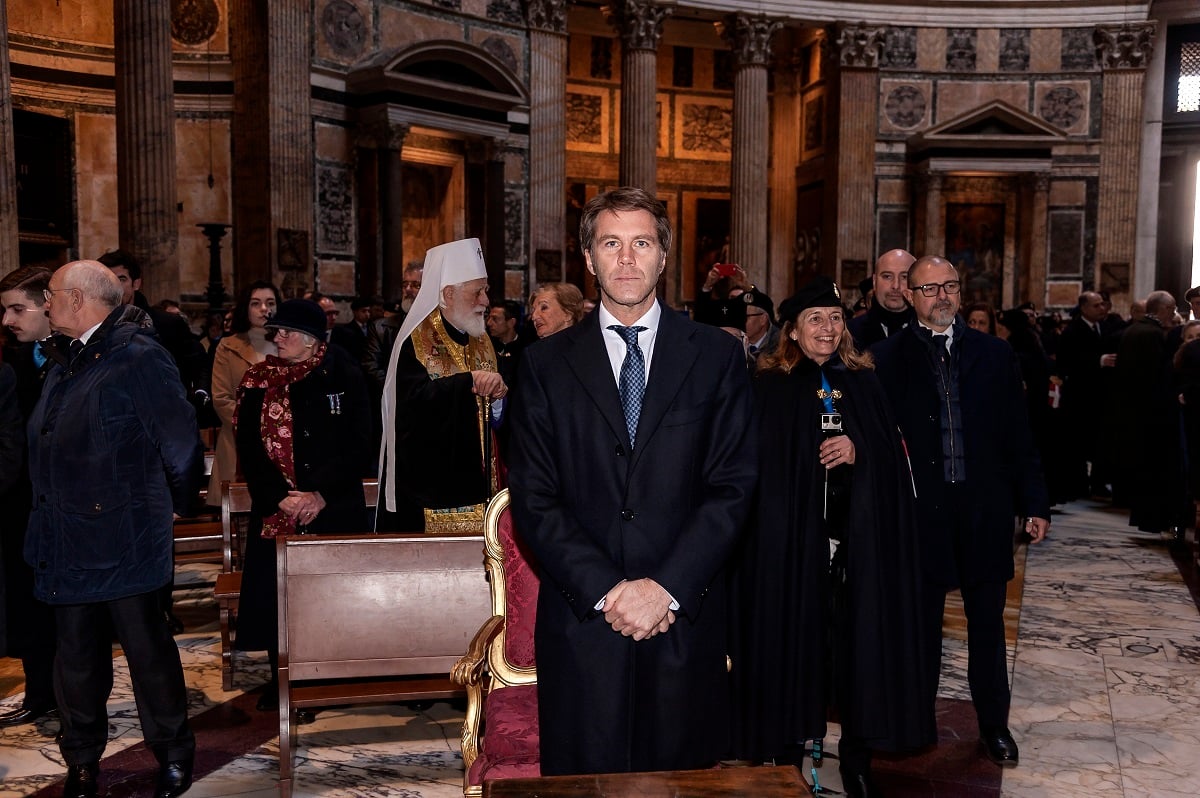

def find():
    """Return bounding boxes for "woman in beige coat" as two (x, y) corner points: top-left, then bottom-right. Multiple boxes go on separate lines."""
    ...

(208, 281), (280, 499)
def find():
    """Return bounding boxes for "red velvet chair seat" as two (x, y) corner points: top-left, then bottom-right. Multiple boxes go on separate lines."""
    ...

(467, 684), (541, 785)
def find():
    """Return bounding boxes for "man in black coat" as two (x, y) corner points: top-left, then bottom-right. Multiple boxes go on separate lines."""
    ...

(847, 248), (916, 349)
(1055, 291), (1119, 498)
(508, 188), (757, 775)
(872, 255), (1049, 769)
(0, 265), (59, 728)
(331, 297), (372, 362)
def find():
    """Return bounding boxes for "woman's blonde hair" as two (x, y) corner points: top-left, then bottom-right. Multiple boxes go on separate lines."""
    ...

(531, 283), (586, 324)
(757, 314), (873, 374)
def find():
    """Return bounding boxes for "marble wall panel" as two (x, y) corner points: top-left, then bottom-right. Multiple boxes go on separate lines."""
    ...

(316, 163), (355, 256)
(75, 113), (119, 264)
(503, 150), (525, 184)
(1046, 280), (1083, 307)
(1035, 80), (1091, 136)
(694, 47), (714, 90)
(1049, 209), (1085, 275)
(936, 80), (1029, 122)
(675, 96), (732, 159)
(317, 258), (356, 296)
(315, 0), (371, 64)
(1030, 28), (1061, 73)
(176, 117), (232, 293)
(504, 189), (524, 264)
(379, 6), (461, 51)
(315, 122), (351, 163)
(565, 85), (611, 153)
(1051, 180), (1088, 206)
(976, 29), (1000, 73)
(879, 79), (932, 134)
(916, 28), (945, 72)
(877, 179), (909, 205)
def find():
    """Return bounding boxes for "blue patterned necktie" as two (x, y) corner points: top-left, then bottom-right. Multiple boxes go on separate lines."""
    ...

(609, 325), (647, 447)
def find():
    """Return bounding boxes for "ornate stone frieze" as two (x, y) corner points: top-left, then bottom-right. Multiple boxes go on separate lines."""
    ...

(833, 22), (884, 69)
(320, 0), (367, 60)
(715, 14), (782, 68)
(603, 1), (673, 52)
(526, 0), (568, 34)
(170, 0), (220, 46)
(1094, 23), (1156, 70)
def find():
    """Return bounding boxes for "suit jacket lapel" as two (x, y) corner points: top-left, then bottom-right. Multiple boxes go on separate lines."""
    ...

(564, 311), (632, 448)
(632, 305), (699, 468)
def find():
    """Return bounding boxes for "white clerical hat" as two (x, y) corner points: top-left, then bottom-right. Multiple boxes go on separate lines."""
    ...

(378, 237), (487, 514)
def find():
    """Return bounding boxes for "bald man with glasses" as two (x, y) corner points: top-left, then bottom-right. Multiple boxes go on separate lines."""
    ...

(870, 255), (1049, 771)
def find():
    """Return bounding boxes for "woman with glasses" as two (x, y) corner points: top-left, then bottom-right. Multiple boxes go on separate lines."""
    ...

(233, 299), (370, 710)
(730, 276), (933, 797)
(208, 281), (281, 501)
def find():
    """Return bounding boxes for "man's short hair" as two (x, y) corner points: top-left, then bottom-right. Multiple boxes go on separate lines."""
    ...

(1185, 286), (1200, 303)
(97, 248), (142, 280)
(351, 297), (372, 311)
(490, 299), (521, 322)
(1145, 290), (1176, 316)
(579, 187), (672, 256)
(0, 264), (53, 303)
(64, 262), (124, 309)
(403, 262), (423, 277)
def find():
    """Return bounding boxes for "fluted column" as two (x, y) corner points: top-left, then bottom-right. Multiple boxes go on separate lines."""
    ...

(830, 23), (883, 283)
(1026, 173), (1050, 304)
(114, 0), (179, 302)
(231, 1), (314, 290)
(527, 1), (568, 288)
(1094, 23), (1155, 293)
(606, 0), (672, 192)
(718, 14), (781, 283)
(768, 43), (807, 302)
(0, 2), (18, 272)
(921, 172), (944, 257)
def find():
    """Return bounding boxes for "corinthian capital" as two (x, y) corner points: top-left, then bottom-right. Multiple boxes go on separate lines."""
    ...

(715, 14), (782, 68)
(603, 0), (674, 52)
(833, 22), (885, 69)
(1094, 22), (1156, 70)
(526, 0), (568, 34)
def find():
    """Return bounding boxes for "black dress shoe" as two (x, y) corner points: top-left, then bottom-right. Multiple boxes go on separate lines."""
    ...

(63, 762), (99, 798)
(0, 703), (57, 727)
(155, 760), (193, 798)
(980, 727), (1020, 767)
(840, 770), (883, 798)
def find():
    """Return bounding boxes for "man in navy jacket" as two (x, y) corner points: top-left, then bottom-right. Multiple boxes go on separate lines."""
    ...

(26, 260), (201, 798)
(872, 255), (1049, 770)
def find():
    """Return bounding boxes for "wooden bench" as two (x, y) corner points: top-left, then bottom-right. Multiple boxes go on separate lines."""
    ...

(212, 478), (380, 690)
(275, 532), (491, 798)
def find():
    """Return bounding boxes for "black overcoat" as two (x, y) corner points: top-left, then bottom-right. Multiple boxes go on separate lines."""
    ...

(872, 325), (1049, 587)
(507, 305), (758, 775)
(731, 357), (934, 760)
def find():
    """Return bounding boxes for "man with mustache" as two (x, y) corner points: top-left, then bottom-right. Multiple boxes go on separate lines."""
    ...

(871, 255), (1049, 771)
(378, 238), (506, 532)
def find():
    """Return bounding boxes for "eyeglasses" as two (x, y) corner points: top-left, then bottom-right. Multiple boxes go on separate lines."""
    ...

(43, 287), (78, 301)
(910, 280), (961, 298)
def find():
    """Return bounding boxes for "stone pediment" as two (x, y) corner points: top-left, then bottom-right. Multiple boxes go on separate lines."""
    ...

(347, 40), (528, 113)
(910, 100), (1067, 153)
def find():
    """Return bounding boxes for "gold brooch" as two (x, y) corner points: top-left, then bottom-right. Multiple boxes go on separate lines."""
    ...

(816, 389), (842, 400)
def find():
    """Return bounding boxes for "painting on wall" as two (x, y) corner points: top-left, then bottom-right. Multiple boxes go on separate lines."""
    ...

(945, 203), (1005, 308)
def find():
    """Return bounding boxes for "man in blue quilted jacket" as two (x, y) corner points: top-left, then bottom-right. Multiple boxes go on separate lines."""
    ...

(25, 260), (202, 798)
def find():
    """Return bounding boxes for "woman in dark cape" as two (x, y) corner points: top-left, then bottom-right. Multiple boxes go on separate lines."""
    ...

(731, 276), (934, 797)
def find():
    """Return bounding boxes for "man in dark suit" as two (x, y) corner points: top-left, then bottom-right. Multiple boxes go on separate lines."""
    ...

(331, 297), (372, 361)
(871, 255), (1049, 770)
(848, 248), (916, 349)
(508, 187), (758, 776)
(1055, 291), (1119, 498)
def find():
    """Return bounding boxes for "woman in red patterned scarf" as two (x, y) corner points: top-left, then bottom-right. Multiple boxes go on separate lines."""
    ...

(234, 298), (372, 711)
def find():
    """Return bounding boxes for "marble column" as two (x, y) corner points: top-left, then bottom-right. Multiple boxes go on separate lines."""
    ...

(605, 0), (672, 192)
(831, 23), (884, 284)
(0, 2), (18, 272)
(1026, 172), (1050, 305)
(527, 0), (568, 288)
(921, 171), (945, 258)
(379, 123), (409, 302)
(1135, 21), (1166, 298)
(1094, 23), (1155, 295)
(231, 0), (314, 291)
(114, 0), (179, 302)
(768, 43), (806, 303)
(718, 14), (781, 283)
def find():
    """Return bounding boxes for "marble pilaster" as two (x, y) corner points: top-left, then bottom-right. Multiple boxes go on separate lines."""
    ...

(379, 123), (409, 302)
(527, 0), (568, 287)
(231, 0), (314, 291)
(1026, 172), (1050, 304)
(768, 45), (806, 303)
(831, 22), (884, 283)
(718, 14), (781, 284)
(605, 0), (673, 193)
(1135, 22), (1167, 298)
(921, 171), (945, 257)
(1094, 23), (1155, 294)
(113, 0), (179, 302)
(0, 2), (18, 272)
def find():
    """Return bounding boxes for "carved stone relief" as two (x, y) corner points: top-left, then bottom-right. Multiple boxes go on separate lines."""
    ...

(604, 0), (673, 52)
(880, 27), (917, 69)
(566, 93), (603, 145)
(884, 85), (927, 129)
(170, 0), (220, 46)
(486, 0), (523, 25)
(317, 164), (355, 256)
(527, 0), (568, 34)
(1061, 28), (1095, 70)
(681, 102), (732, 154)
(1038, 86), (1085, 130)
(320, 0), (367, 60)
(834, 23), (884, 68)
(999, 29), (1030, 72)
(946, 28), (977, 72)
(481, 36), (519, 75)
(1095, 23), (1156, 70)
(716, 14), (782, 68)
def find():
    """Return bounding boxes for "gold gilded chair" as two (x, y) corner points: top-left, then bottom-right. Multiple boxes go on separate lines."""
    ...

(452, 489), (541, 795)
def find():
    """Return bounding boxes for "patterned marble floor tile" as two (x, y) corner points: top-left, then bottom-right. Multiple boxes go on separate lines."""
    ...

(1112, 733), (1200, 797)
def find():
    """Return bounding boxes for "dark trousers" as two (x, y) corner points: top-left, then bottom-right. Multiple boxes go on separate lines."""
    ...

(54, 590), (195, 766)
(922, 578), (1011, 731)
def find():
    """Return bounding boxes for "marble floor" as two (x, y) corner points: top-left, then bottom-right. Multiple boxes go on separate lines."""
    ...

(2, 499), (1199, 797)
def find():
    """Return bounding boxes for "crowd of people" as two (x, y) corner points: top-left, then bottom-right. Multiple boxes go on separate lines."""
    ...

(1, 189), (1198, 798)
